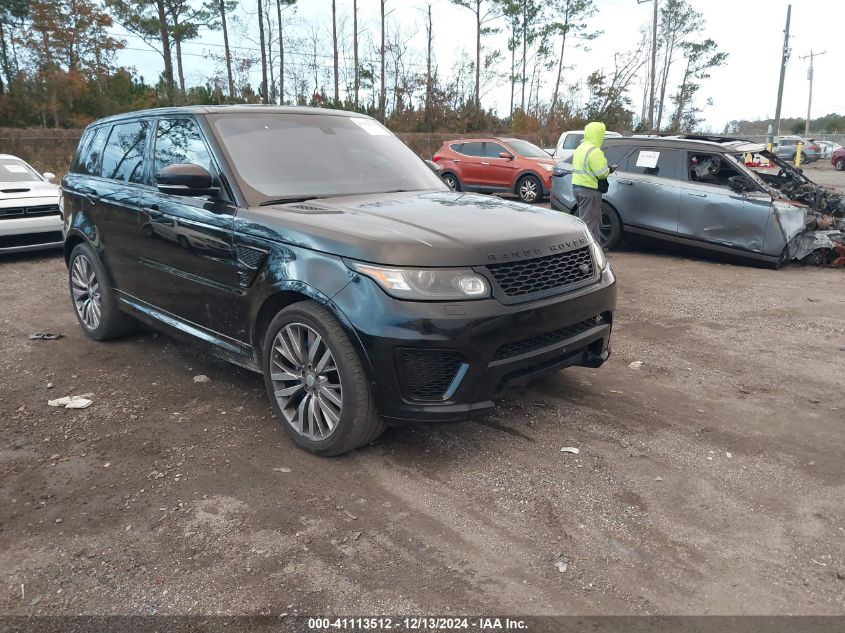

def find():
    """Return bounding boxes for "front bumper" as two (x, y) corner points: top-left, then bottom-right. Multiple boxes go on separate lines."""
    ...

(332, 267), (617, 424)
(0, 214), (64, 254)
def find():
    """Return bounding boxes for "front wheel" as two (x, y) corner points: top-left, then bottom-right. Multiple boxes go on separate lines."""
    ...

(836, 158), (845, 172)
(517, 175), (542, 203)
(262, 301), (384, 456)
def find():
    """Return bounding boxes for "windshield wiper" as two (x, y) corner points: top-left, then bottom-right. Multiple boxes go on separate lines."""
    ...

(259, 196), (323, 206)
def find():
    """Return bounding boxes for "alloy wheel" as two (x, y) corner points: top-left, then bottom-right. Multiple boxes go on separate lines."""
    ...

(71, 255), (102, 330)
(443, 175), (457, 190)
(270, 322), (343, 441)
(520, 178), (538, 202)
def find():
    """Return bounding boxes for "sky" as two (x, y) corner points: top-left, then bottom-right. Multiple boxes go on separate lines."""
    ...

(113, 0), (845, 132)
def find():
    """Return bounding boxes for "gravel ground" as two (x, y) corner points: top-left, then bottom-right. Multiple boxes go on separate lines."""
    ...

(1, 167), (844, 616)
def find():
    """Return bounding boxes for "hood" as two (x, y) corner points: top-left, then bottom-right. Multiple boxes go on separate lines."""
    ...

(235, 191), (592, 267)
(0, 180), (59, 202)
(584, 122), (606, 148)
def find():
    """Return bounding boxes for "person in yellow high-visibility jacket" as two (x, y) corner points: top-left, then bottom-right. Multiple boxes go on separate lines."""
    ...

(571, 121), (615, 244)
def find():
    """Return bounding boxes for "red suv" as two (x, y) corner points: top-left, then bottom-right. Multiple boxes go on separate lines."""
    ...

(432, 137), (554, 203)
(832, 147), (845, 171)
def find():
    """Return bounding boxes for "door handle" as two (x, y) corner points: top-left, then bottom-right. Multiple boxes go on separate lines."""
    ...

(143, 204), (162, 215)
(687, 192), (706, 197)
(616, 179), (633, 185)
(481, 162), (490, 165)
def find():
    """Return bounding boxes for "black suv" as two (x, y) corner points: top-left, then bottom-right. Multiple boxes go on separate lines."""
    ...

(61, 106), (616, 455)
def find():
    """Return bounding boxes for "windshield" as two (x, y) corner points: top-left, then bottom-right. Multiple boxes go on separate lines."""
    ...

(0, 157), (41, 183)
(505, 139), (550, 159)
(208, 113), (447, 204)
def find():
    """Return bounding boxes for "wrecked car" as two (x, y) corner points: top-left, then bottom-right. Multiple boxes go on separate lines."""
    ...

(551, 135), (845, 267)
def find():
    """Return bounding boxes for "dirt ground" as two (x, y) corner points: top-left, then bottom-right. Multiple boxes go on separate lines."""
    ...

(1, 165), (844, 617)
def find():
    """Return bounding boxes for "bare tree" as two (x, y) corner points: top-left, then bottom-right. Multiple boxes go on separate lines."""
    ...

(331, 0), (339, 102)
(219, 0), (235, 99)
(257, 0), (268, 102)
(449, 0), (501, 108)
(548, 0), (598, 119)
(276, 0), (295, 104)
(353, 0), (359, 109)
(655, 0), (701, 129)
(379, 0), (386, 121)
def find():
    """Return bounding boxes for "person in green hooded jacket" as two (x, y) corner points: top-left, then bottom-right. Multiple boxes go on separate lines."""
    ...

(571, 122), (615, 244)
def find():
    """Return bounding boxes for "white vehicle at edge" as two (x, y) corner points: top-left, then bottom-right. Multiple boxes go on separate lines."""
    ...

(553, 129), (623, 162)
(0, 154), (62, 254)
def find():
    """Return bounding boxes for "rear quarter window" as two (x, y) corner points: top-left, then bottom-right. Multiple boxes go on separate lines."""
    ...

(73, 126), (108, 176)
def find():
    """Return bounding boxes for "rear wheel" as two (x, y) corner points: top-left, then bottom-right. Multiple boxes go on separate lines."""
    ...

(68, 242), (136, 341)
(441, 173), (461, 191)
(599, 202), (623, 250)
(836, 158), (845, 171)
(517, 174), (542, 203)
(262, 301), (384, 456)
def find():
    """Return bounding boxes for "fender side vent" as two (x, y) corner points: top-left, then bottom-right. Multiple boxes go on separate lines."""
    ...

(236, 244), (268, 287)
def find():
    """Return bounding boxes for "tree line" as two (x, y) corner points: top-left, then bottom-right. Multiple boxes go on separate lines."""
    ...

(0, 0), (727, 138)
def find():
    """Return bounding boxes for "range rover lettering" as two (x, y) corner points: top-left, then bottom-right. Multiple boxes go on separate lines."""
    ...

(62, 106), (617, 455)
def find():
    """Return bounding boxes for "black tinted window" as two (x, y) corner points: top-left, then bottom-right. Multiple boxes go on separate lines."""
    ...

(484, 142), (507, 158)
(101, 121), (149, 183)
(76, 126), (107, 176)
(603, 146), (629, 166)
(624, 148), (680, 179)
(460, 142), (483, 157)
(154, 118), (214, 181)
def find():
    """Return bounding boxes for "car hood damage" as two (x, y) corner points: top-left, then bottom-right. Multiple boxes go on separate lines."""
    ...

(749, 149), (845, 266)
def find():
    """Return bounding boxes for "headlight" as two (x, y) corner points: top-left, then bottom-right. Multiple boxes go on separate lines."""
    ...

(588, 235), (607, 271)
(540, 164), (553, 172)
(350, 262), (491, 300)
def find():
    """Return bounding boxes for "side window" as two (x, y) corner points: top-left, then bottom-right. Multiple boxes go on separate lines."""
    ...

(101, 121), (150, 183)
(563, 134), (583, 150)
(460, 142), (483, 157)
(624, 148), (679, 179)
(484, 142), (508, 158)
(449, 143), (464, 153)
(604, 146), (629, 168)
(688, 153), (743, 188)
(75, 127), (107, 176)
(153, 118), (215, 180)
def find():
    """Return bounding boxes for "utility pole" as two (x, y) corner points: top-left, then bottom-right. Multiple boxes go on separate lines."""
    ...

(638, 0), (658, 132)
(772, 4), (791, 146)
(800, 49), (826, 135)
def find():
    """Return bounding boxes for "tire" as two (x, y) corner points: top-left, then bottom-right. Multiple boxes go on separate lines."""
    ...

(800, 152), (808, 164)
(68, 242), (136, 341)
(517, 174), (542, 203)
(441, 173), (461, 191)
(836, 159), (845, 172)
(599, 202), (623, 250)
(262, 300), (384, 456)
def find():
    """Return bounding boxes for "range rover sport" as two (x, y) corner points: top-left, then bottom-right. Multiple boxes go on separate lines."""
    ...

(61, 106), (616, 455)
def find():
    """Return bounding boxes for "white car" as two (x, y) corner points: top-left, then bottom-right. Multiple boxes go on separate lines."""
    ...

(553, 129), (623, 162)
(0, 154), (62, 254)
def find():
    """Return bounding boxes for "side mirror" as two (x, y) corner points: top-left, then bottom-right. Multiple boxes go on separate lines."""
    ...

(156, 164), (219, 197)
(499, 152), (514, 160)
(42, 172), (56, 183)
